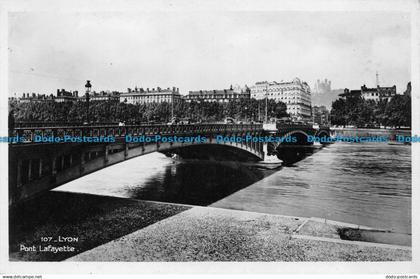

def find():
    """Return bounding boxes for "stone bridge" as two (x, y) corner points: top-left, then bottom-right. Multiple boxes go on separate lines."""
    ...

(8, 123), (331, 205)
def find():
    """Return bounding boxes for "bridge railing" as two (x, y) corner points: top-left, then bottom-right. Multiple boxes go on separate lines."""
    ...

(13, 121), (123, 128)
(276, 123), (314, 130)
(10, 123), (263, 144)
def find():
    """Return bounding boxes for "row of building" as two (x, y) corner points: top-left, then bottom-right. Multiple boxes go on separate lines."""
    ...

(338, 85), (397, 102)
(14, 78), (405, 123)
(16, 89), (121, 103)
(120, 78), (313, 120)
(11, 78), (315, 120)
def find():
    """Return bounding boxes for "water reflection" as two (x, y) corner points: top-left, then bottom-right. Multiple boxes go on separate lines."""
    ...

(124, 160), (272, 205)
(56, 142), (411, 234)
(56, 153), (276, 206)
(212, 142), (411, 234)
(276, 145), (316, 165)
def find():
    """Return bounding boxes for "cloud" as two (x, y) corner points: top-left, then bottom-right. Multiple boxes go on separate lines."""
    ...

(8, 11), (411, 95)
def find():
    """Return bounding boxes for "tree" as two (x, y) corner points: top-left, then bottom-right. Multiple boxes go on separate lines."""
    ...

(274, 102), (288, 118)
(385, 95), (411, 128)
(331, 98), (347, 126)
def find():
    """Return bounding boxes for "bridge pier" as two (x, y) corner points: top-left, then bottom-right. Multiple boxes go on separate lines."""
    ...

(104, 146), (109, 163)
(124, 144), (128, 159)
(52, 157), (57, 176)
(27, 159), (32, 182)
(80, 152), (85, 173)
(38, 159), (43, 178)
(16, 160), (23, 188)
(60, 155), (65, 171)
(262, 142), (282, 163)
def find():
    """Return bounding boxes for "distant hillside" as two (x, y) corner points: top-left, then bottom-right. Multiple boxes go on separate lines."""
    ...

(311, 89), (344, 109)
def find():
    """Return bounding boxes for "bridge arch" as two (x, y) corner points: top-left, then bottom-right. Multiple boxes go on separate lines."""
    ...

(281, 130), (311, 141)
(9, 132), (263, 205)
(161, 142), (263, 162)
(266, 130), (314, 151)
(315, 129), (331, 138)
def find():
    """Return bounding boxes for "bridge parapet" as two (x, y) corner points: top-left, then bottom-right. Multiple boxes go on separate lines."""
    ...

(10, 123), (263, 144)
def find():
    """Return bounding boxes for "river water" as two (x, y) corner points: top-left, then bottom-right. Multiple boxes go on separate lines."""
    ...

(55, 141), (411, 234)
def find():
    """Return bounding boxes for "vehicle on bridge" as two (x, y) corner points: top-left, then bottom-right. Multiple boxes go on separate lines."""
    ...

(224, 117), (235, 124)
(275, 117), (292, 125)
(179, 118), (192, 124)
(168, 117), (193, 125)
(167, 117), (179, 125)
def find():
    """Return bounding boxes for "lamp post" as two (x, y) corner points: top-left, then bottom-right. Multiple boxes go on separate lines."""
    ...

(265, 84), (268, 123)
(85, 80), (92, 124)
(171, 90), (174, 121)
(244, 105), (248, 123)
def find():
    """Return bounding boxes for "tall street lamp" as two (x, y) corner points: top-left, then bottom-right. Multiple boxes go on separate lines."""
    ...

(265, 84), (268, 123)
(171, 90), (174, 121)
(85, 80), (92, 124)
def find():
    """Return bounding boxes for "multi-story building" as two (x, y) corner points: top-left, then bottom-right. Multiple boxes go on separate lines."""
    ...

(312, 105), (330, 125)
(119, 87), (181, 104)
(15, 90), (78, 103)
(338, 89), (361, 100)
(250, 77), (312, 120)
(340, 85), (397, 102)
(79, 91), (121, 102)
(376, 85), (397, 102)
(17, 93), (56, 103)
(14, 81), (121, 103)
(184, 87), (250, 103)
(55, 89), (79, 103)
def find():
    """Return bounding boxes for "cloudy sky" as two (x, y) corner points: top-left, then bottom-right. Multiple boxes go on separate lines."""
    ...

(8, 11), (411, 96)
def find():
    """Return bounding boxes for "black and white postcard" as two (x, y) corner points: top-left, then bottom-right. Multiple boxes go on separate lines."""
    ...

(0, 0), (419, 277)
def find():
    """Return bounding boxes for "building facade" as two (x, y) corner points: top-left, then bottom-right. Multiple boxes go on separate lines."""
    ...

(340, 85), (397, 102)
(79, 91), (121, 102)
(17, 93), (55, 103)
(55, 89), (79, 103)
(250, 78), (312, 120)
(339, 89), (361, 100)
(312, 105), (330, 125)
(119, 87), (181, 104)
(184, 87), (250, 103)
